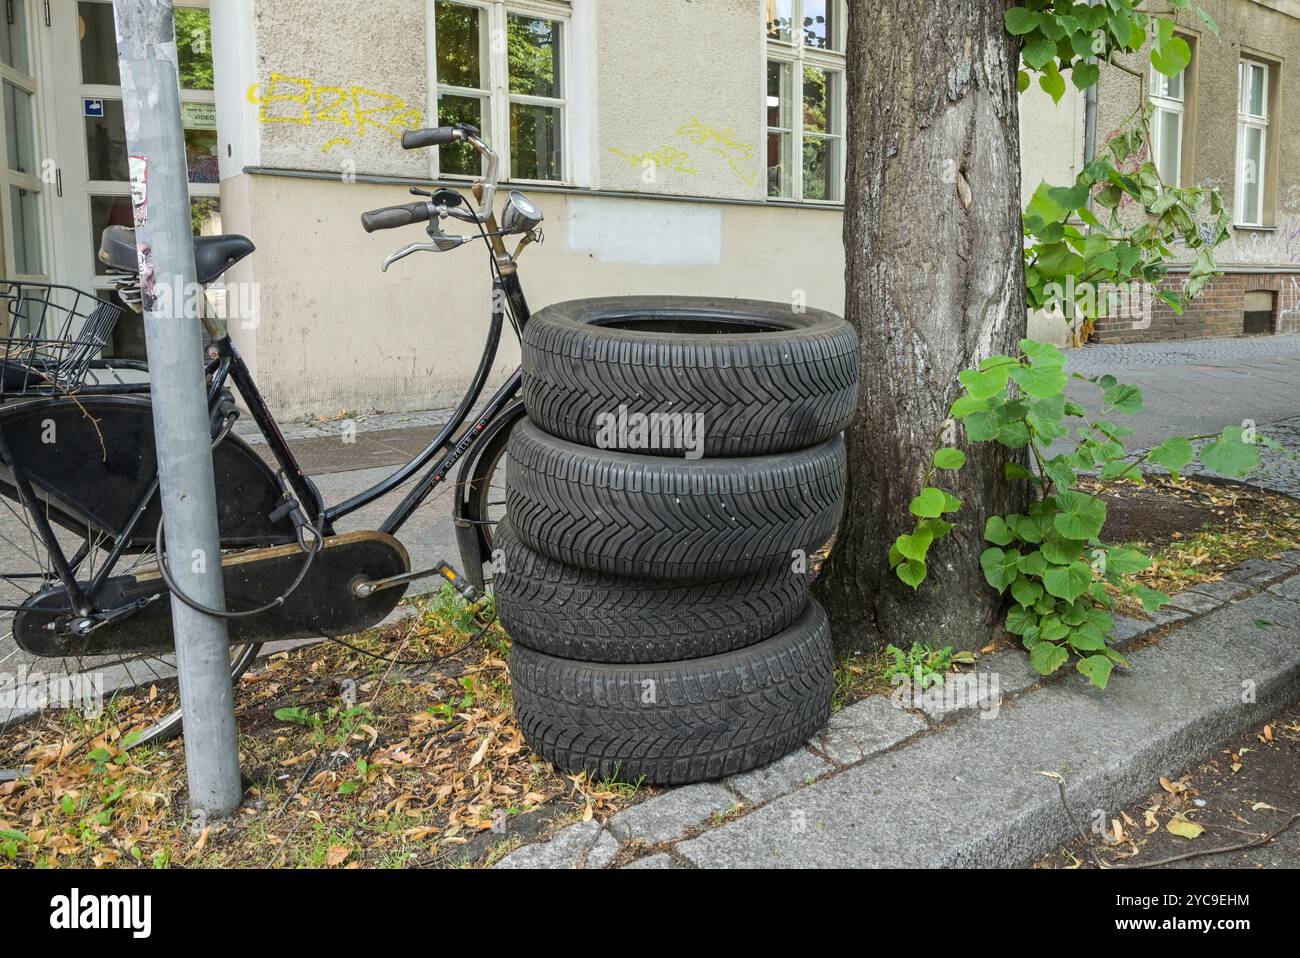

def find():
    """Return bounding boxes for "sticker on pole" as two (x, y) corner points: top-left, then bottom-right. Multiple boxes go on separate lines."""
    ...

(129, 155), (148, 227)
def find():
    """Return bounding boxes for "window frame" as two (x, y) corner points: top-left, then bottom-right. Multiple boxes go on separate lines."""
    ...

(0, 0), (46, 280)
(429, 0), (571, 185)
(1235, 58), (1269, 228)
(763, 0), (847, 205)
(1148, 61), (1186, 188)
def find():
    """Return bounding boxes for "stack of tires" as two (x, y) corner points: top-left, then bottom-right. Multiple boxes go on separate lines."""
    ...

(497, 296), (858, 786)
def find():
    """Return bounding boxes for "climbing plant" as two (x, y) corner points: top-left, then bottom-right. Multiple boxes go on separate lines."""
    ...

(887, 1), (1274, 688)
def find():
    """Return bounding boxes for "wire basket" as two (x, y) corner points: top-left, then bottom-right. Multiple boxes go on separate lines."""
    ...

(0, 282), (122, 396)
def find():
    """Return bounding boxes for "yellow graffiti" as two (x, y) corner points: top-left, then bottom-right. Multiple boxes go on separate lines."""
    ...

(675, 117), (757, 187)
(608, 145), (699, 175)
(246, 74), (423, 153)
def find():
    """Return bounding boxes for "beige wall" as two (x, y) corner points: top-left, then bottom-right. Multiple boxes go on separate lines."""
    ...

(223, 175), (844, 418)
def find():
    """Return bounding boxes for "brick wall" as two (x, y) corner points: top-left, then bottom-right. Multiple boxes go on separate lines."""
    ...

(1091, 271), (1300, 343)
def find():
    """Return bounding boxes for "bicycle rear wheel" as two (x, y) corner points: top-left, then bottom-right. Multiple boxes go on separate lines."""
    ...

(0, 489), (259, 766)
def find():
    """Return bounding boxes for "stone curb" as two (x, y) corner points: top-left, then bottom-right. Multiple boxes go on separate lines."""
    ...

(493, 553), (1300, 869)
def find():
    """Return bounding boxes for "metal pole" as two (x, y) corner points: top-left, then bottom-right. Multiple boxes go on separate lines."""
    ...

(112, 0), (241, 817)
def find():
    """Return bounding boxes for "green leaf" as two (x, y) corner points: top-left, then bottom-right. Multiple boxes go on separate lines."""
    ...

(933, 448), (967, 471)
(338, 781), (359, 795)
(1070, 61), (1099, 90)
(964, 411), (999, 442)
(1018, 550), (1049, 577)
(1199, 428), (1259, 479)
(980, 547), (1020, 593)
(1039, 63), (1067, 103)
(895, 530), (931, 563)
(959, 365), (1012, 400)
(1077, 654), (1115, 689)
(1029, 640), (1069, 675)
(1102, 546), (1152, 576)
(909, 487), (947, 518)
(1151, 34), (1191, 77)
(1018, 69), (1031, 94)
(1148, 437), (1194, 472)
(1011, 576), (1044, 608)
(1041, 534), (1084, 566)
(896, 558), (927, 589)
(1004, 7), (1041, 35)
(1012, 364), (1068, 399)
(1103, 382), (1143, 413)
(1020, 339), (1066, 369)
(1005, 462), (1034, 481)
(984, 515), (1014, 546)
(1134, 584), (1171, 613)
(1044, 561), (1093, 602)
(998, 420), (1032, 448)
(1006, 605), (1038, 637)
(1023, 37), (1057, 70)
(951, 394), (989, 419)
(1068, 624), (1108, 652)
(1054, 491), (1108, 540)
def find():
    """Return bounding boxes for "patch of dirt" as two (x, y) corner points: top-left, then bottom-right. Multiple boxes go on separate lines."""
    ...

(1037, 701), (1300, 869)
(1090, 475), (1297, 550)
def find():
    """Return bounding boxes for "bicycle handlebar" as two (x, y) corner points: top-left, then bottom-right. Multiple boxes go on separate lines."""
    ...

(401, 126), (464, 150)
(360, 201), (435, 233)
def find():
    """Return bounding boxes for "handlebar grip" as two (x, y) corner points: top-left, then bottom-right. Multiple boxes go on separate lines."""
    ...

(360, 202), (433, 233)
(401, 126), (462, 150)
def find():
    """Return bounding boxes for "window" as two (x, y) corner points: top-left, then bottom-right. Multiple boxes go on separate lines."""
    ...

(1148, 60), (1186, 187)
(0, 0), (42, 277)
(765, 1), (845, 202)
(1235, 59), (1269, 227)
(432, 1), (568, 182)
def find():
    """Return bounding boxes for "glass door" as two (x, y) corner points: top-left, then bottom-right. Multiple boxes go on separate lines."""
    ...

(49, 0), (217, 357)
(0, 0), (47, 286)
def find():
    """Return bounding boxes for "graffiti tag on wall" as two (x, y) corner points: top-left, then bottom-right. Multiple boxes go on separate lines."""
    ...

(609, 117), (757, 188)
(247, 74), (424, 153)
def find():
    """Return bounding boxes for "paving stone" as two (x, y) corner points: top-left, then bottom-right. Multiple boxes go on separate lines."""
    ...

(817, 695), (927, 765)
(621, 853), (678, 869)
(1165, 589), (1225, 615)
(1152, 605), (1193, 627)
(1111, 615), (1155, 649)
(1186, 579), (1253, 604)
(726, 747), (830, 804)
(584, 829), (621, 870)
(1226, 558), (1288, 586)
(605, 784), (734, 845)
(493, 820), (604, 870)
(673, 589), (1300, 868)
(921, 652), (1030, 723)
(1264, 572), (1300, 604)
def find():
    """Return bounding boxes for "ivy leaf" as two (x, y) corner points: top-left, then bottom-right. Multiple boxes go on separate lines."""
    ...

(1011, 576), (1044, 609)
(1005, 462), (1034, 481)
(1148, 436), (1194, 473)
(951, 394), (989, 419)
(1054, 491), (1108, 540)
(895, 530), (931, 563)
(980, 547), (1019, 593)
(1134, 584), (1171, 613)
(1018, 550), (1049, 577)
(964, 411), (999, 442)
(1038, 63), (1067, 103)
(1041, 534), (1084, 565)
(1102, 546), (1152, 576)
(1077, 654), (1115, 689)
(959, 366), (1012, 400)
(933, 448), (967, 471)
(1012, 363), (1068, 399)
(1022, 37), (1057, 70)
(896, 559), (927, 590)
(1004, 7), (1042, 35)
(909, 487), (947, 518)
(984, 516), (1014, 546)
(1151, 33), (1192, 77)
(1006, 605), (1038, 637)
(1068, 624), (1108, 652)
(1103, 382), (1144, 413)
(1199, 427), (1259, 479)
(1070, 61), (1099, 90)
(1020, 339), (1066, 369)
(1043, 561), (1094, 602)
(1029, 640), (1069, 676)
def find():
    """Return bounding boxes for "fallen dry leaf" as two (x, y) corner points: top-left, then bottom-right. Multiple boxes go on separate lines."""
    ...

(1166, 817), (1205, 840)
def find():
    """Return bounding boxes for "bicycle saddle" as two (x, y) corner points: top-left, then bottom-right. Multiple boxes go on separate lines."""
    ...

(98, 226), (256, 285)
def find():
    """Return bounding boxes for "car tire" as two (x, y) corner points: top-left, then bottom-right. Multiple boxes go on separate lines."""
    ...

(493, 522), (809, 663)
(510, 600), (833, 785)
(506, 417), (845, 580)
(521, 296), (859, 457)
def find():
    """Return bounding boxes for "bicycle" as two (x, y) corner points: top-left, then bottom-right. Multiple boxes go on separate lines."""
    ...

(0, 125), (536, 750)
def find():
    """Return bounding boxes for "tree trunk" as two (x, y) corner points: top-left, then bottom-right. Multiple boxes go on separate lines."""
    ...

(815, 0), (1029, 652)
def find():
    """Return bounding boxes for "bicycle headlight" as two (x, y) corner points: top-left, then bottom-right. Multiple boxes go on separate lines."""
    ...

(501, 191), (543, 234)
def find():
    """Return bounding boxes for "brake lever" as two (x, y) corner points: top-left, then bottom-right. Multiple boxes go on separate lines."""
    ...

(382, 221), (470, 271)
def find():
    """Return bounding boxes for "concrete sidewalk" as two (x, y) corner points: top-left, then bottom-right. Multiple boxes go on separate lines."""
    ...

(495, 553), (1300, 869)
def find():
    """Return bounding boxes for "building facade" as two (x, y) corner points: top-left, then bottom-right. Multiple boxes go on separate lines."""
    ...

(0, 1), (1291, 418)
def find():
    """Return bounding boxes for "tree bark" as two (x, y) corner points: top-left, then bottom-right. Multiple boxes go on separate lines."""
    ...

(815, 0), (1029, 652)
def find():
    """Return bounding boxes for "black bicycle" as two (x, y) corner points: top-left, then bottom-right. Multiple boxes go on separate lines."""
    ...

(0, 125), (536, 746)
